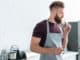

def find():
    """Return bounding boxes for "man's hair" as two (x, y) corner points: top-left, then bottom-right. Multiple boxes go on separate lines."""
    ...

(49, 1), (64, 10)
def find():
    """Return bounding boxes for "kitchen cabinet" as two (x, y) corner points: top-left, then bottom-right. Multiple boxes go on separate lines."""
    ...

(27, 51), (78, 60)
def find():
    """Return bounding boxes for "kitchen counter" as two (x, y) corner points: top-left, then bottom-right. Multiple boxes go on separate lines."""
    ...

(26, 51), (78, 60)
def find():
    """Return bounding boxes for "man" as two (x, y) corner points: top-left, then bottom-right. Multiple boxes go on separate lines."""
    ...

(30, 1), (71, 60)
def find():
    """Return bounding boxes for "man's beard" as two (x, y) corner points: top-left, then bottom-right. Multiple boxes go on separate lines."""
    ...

(54, 15), (62, 24)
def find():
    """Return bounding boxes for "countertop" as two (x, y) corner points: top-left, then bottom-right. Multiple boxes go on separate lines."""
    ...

(26, 51), (78, 58)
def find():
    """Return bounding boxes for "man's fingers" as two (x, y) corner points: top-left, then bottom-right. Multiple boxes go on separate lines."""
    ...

(54, 48), (64, 55)
(57, 48), (63, 54)
(63, 23), (71, 33)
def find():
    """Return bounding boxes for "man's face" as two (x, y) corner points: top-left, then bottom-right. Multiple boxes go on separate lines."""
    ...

(51, 8), (64, 24)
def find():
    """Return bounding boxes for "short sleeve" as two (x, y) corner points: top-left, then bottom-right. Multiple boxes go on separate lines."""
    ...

(32, 24), (44, 38)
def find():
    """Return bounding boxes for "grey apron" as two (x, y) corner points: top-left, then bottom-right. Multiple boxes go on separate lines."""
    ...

(40, 20), (63, 60)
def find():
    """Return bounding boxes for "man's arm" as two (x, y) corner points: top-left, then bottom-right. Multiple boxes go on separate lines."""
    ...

(62, 33), (68, 49)
(62, 23), (71, 49)
(30, 36), (63, 55)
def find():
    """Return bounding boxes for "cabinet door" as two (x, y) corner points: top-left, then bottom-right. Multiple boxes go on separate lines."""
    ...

(68, 22), (78, 51)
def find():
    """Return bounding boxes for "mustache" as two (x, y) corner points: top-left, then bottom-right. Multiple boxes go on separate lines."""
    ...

(54, 15), (62, 24)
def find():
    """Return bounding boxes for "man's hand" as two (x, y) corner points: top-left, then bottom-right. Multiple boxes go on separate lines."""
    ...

(53, 48), (63, 55)
(63, 23), (71, 35)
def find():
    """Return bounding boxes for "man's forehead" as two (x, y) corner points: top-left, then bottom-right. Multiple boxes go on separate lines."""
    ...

(51, 7), (64, 11)
(57, 8), (64, 11)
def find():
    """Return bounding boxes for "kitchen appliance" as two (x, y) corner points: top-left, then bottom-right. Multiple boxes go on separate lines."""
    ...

(8, 45), (21, 60)
(8, 45), (26, 60)
(20, 51), (26, 60)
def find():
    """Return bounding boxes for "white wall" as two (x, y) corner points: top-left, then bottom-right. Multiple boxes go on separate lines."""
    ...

(0, 0), (80, 51)
(0, 0), (54, 51)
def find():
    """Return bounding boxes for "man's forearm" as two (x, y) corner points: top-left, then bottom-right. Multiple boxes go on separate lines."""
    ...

(62, 33), (69, 49)
(31, 44), (55, 54)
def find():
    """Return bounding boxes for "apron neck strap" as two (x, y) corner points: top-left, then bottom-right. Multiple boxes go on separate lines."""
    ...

(46, 20), (50, 33)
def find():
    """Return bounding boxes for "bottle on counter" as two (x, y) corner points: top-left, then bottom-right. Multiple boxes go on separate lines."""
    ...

(1, 49), (8, 60)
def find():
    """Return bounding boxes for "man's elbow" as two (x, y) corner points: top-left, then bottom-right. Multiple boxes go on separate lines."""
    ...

(30, 44), (36, 52)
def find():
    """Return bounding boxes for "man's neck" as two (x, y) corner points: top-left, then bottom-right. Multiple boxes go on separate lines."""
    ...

(48, 16), (56, 23)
